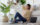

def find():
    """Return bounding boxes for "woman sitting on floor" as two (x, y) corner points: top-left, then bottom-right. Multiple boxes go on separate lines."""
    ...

(14, 4), (31, 23)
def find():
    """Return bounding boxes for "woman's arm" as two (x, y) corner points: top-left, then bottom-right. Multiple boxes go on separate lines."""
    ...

(22, 5), (25, 10)
(30, 6), (34, 13)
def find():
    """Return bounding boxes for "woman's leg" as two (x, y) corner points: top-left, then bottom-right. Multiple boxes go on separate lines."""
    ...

(15, 12), (27, 23)
(15, 12), (23, 20)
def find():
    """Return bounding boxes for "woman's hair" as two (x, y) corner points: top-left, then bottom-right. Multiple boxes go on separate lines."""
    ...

(16, 0), (19, 3)
(27, 4), (31, 10)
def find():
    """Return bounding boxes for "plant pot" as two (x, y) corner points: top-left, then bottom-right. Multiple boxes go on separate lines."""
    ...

(3, 16), (9, 22)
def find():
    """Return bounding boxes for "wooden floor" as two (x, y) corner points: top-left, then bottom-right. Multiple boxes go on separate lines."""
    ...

(0, 22), (40, 25)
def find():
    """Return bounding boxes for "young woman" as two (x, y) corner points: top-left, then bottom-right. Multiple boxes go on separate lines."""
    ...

(14, 4), (31, 23)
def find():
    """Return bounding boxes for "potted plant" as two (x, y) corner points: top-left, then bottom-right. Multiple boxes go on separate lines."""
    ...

(20, 0), (26, 5)
(0, 3), (11, 22)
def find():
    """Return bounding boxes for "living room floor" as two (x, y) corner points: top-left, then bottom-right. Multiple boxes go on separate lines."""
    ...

(0, 22), (40, 25)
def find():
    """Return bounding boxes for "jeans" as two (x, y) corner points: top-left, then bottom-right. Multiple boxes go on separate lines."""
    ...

(15, 12), (27, 23)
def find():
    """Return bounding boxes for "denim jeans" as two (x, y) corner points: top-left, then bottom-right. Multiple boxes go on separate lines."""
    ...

(15, 12), (27, 23)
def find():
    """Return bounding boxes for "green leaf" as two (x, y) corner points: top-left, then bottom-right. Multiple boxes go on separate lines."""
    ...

(1, 3), (7, 7)
(0, 5), (4, 9)
(20, 0), (26, 5)
(3, 5), (11, 13)
(7, 5), (10, 9)
(0, 5), (5, 13)
(0, 3), (11, 13)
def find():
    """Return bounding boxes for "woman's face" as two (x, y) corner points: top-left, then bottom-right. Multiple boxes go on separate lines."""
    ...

(25, 5), (29, 10)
